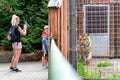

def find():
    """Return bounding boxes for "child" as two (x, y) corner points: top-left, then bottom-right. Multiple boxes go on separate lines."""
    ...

(42, 31), (48, 68)
(44, 25), (49, 34)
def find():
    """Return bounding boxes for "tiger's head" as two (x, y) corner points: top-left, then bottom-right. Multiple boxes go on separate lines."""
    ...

(79, 34), (90, 48)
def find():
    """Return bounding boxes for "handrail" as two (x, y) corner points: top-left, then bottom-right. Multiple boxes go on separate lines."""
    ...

(48, 39), (82, 80)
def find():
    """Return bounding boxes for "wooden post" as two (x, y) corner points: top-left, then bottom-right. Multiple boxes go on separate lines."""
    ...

(48, 0), (70, 60)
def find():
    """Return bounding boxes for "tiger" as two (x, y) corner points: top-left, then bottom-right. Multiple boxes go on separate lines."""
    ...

(79, 34), (92, 65)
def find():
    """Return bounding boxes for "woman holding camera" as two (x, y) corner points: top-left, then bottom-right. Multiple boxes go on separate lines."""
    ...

(10, 14), (27, 72)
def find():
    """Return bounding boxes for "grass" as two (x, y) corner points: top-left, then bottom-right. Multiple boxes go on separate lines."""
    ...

(108, 74), (120, 79)
(77, 54), (114, 79)
(97, 61), (113, 67)
(77, 63), (101, 78)
(77, 54), (100, 78)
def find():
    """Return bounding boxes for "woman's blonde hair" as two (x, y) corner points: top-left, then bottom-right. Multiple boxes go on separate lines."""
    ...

(11, 14), (19, 26)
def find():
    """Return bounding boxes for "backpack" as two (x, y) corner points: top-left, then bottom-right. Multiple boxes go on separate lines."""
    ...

(7, 26), (17, 42)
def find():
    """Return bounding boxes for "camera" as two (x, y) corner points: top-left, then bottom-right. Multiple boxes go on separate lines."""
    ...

(24, 21), (29, 27)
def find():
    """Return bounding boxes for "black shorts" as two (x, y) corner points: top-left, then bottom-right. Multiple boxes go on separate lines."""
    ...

(42, 51), (48, 57)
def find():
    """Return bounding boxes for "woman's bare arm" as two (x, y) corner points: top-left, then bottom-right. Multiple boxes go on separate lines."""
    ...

(18, 26), (27, 36)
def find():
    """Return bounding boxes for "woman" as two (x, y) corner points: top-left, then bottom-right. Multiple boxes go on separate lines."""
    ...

(10, 14), (27, 72)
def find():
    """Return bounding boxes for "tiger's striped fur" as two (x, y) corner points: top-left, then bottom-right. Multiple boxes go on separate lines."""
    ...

(79, 34), (92, 65)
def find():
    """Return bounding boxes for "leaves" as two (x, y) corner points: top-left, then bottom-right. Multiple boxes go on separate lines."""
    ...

(77, 62), (101, 78)
(0, 0), (48, 53)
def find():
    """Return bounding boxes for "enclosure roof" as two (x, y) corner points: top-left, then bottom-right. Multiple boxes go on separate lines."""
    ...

(48, 0), (63, 8)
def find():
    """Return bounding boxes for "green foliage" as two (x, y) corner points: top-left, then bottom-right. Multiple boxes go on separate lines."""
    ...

(108, 74), (120, 79)
(77, 63), (101, 79)
(1, 39), (12, 50)
(77, 63), (85, 76)
(0, 0), (48, 53)
(97, 61), (113, 67)
(77, 54), (83, 63)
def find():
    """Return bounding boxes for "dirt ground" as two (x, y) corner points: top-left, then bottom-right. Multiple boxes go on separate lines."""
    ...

(85, 58), (120, 78)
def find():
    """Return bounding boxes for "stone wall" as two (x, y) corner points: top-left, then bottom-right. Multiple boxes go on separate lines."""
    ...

(0, 51), (42, 63)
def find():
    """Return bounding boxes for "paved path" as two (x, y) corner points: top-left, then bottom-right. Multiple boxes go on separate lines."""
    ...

(0, 62), (48, 80)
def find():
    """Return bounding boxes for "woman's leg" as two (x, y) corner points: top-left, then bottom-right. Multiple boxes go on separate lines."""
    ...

(11, 48), (21, 69)
(11, 49), (18, 68)
(16, 49), (22, 66)
(14, 49), (21, 68)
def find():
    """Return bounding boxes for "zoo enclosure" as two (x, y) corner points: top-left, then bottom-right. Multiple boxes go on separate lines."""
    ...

(48, 0), (120, 79)
(76, 0), (120, 57)
(76, 0), (120, 79)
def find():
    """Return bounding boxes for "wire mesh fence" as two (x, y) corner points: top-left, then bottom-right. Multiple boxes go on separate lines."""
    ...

(76, 0), (120, 79)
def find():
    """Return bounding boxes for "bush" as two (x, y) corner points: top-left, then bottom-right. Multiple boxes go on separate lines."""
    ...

(0, 0), (48, 53)
(1, 39), (12, 50)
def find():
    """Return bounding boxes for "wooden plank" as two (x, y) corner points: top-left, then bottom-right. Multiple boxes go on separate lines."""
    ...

(67, 0), (70, 60)
(62, 0), (65, 58)
(60, 2), (64, 56)
(57, 8), (61, 49)
(55, 9), (58, 45)
(63, 0), (68, 59)
(49, 8), (57, 38)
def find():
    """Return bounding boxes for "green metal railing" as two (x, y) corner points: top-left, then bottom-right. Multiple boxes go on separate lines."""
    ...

(48, 39), (82, 80)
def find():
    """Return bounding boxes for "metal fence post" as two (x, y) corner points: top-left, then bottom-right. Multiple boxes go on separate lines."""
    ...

(69, 0), (77, 70)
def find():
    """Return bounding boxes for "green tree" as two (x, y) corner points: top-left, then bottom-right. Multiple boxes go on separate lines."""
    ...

(0, 0), (48, 53)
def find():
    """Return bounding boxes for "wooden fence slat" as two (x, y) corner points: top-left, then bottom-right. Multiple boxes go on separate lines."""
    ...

(49, 0), (70, 60)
